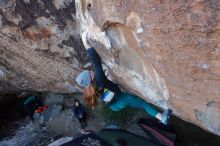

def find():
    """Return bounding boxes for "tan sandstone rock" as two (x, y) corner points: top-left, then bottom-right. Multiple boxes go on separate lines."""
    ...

(0, 0), (220, 136)
(0, 0), (88, 92)
(75, 0), (220, 135)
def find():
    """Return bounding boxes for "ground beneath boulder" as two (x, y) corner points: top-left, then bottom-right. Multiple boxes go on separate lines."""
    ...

(0, 92), (220, 146)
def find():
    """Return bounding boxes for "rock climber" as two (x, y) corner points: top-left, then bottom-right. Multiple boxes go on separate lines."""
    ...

(17, 92), (41, 122)
(75, 31), (172, 125)
(71, 99), (87, 129)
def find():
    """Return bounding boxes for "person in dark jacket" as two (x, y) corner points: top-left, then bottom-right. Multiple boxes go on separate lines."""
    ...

(72, 100), (87, 128)
(17, 92), (41, 121)
(75, 31), (172, 125)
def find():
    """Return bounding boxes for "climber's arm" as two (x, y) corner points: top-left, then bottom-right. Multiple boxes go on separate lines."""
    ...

(82, 31), (121, 93)
(87, 48), (121, 93)
(82, 31), (107, 83)
(82, 31), (106, 80)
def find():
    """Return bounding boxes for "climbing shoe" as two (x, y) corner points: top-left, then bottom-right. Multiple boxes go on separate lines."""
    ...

(161, 109), (172, 125)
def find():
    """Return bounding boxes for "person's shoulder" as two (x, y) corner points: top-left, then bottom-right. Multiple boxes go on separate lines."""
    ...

(79, 103), (84, 106)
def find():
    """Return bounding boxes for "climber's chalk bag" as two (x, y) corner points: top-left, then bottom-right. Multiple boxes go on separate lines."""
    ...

(101, 89), (115, 104)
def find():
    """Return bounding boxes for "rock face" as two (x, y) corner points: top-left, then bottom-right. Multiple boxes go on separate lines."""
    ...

(0, 0), (220, 136)
(0, 0), (88, 93)
(75, 0), (220, 135)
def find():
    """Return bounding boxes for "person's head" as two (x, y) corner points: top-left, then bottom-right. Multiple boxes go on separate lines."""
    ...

(83, 84), (99, 108)
(74, 100), (79, 107)
(75, 70), (98, 108)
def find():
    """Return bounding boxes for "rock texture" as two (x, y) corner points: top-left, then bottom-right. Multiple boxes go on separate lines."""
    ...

(0, 0), (88, 93)
(0, 0), (220, 136)
(75, 0), (220, 135)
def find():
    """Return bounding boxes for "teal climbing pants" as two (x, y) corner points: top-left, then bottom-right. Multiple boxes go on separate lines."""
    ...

(108, 92), (159, 118)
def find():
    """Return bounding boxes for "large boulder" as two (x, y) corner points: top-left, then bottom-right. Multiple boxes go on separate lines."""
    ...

(75, 0), (220, 135)
(0, 0), (220, 136)
(0, 0), (88, 93)
(44, 93), (65, 105)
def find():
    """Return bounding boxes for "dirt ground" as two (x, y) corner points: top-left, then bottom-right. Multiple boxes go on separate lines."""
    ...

(1, 93), (220, 146)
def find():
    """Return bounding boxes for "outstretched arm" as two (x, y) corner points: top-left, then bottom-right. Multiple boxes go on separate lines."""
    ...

(81, 32), (121, 93)
(82, 31), (107, 83)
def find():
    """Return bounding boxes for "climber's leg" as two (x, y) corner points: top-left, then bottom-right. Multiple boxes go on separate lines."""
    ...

(124, 92), (159, 118)
(108, 92), (129, 111)
(109, 92), (159, 117)
(123, 92), (172, 125)
(109, 92), (172, 125)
